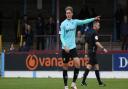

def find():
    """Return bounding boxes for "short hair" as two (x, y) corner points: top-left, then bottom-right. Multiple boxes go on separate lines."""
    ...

(65, 6), (73, 12)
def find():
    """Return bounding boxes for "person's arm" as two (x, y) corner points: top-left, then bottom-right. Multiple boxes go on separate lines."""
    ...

(76, 16), (100, 26)
(94, 34), (107, 53)
(60, 25), (66, 47)
(84, 42), (88, 58)
(93, 31), (107, 53)
(96, 42), (107, 53)
(76, 18), (95, 26)
(60, 24), (70, 53)
(85, 42), (88, 52)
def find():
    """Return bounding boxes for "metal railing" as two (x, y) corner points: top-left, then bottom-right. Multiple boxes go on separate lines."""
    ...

(20, 34), (60, 50)
(99, 34), (112, 50)
(19, 34), (114, 51)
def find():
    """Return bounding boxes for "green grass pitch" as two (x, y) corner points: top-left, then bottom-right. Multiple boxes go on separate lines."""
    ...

(0, 78), (128, 89)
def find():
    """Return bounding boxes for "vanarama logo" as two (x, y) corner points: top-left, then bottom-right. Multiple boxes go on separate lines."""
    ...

(26, 55), (39, 70)
(26, 55), (89, 70)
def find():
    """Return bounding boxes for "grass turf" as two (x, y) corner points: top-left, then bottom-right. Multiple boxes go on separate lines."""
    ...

(0, 78), (128, 89)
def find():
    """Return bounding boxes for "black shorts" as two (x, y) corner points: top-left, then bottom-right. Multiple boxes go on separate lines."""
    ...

(62, 48), (78, 63)
(88, 52), (98, 65)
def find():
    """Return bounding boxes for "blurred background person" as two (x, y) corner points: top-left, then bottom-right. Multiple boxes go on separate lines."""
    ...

(46, 16), (56, 50)
(19, 41), (29, 52)
(24, 24), (33, 51)
(76, 30), (85, 50)
(9, 43), (15, 52)
(21, 15), (28, 36)
(35, 15), (45, 50)
(121, 15), (128, 50)
(115, 5), (124, 41)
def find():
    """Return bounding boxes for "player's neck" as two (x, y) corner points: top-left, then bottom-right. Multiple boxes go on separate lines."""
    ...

(67, 18), (72, 20)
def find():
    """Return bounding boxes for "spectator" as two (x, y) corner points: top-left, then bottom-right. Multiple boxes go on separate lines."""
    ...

(9, 43), (15, 52)
(36, 15), (45, 50)
(19, 41), (29, 52)
(115, 5), (124, 40)
(76, 31), (85, 50)
(46, 16), (56, 49)
(21, 15), (28, 35)
(24, 24), (33, 50)
(121, 15), (128, 50)
(23, 15), (28, 24)
(46, 16), (56, 35)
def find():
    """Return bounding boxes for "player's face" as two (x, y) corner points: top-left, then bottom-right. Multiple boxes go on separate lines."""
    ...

(97, 22), (100, 30)
(95, 22), (100, 31)
(66, 10), (73, 20)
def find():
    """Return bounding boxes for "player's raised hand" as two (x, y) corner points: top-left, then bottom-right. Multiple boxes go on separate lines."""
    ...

(94, 16), (101, 21)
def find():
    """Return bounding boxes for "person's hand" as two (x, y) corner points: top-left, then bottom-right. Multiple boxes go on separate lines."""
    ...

(84, 54), (88, 58)
(64, 46), (70, 53)
(85, 51), (88, 58)
(94, 16), (101, 21)
(103, 48), (108, 53)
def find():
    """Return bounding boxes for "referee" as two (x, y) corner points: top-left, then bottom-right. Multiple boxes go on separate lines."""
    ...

(60, 6), (100, 89)
(81, 21), (108, 86)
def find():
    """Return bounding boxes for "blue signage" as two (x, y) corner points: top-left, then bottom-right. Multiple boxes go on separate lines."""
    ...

(113, 54), (128, 71)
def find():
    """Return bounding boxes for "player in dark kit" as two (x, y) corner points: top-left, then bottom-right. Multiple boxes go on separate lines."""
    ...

(81, 21), (108, 86)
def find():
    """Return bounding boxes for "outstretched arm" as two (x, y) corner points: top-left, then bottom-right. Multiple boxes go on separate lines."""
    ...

(76, 16), (100, 26)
